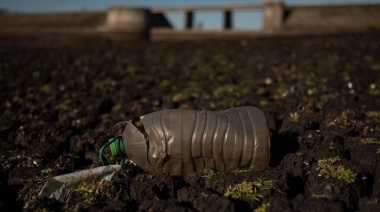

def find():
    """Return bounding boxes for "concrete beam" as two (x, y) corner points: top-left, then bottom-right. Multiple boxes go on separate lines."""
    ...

(100, 6), (151, 40)
(151, 4), (262, 13)
(105, 6), (150, 31)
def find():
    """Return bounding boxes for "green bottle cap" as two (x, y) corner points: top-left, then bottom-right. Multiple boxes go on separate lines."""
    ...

(100, 136), (126, 166)
(109, 137), (126, 156)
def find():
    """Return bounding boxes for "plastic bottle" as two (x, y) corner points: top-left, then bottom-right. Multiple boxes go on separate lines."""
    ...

(100, 106), (270, 176)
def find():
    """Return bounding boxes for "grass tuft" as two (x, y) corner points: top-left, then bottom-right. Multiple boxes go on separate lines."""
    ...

(255, 202), (270, 212)
(224, 179), (281, 202)
(316, 156), (357, 184)
(357, 137), (380, 145)
(74, 182), (98, 197)
(289, 112), (300, 122)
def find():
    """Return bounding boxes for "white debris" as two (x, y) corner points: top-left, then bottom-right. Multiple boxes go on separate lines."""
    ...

(39, 165), (121, 202)
(264, 78), (272, 85)
(347, 82), (353, 89)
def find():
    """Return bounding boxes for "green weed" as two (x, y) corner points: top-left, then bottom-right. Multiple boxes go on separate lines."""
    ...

(357, 137), (380, 145)
(367, 111), (380, 118)
(224, 179), (280, 202)
(233, 164), (255, 174)
(40, 84), (51, 93)
(312, 193), (333, 199)
(316, 156), (357, 184)
(316, 93), (339, 109)
(74, 181), (98, 197)
(93, 77), (115, 89)
(356, 137), (380, 154)
(18, 168), (54, 201)
(255, 202), (270, 212)
(40, 168), (53, 174)
(259, 100), (269, 106)
(55, 99), (72, 111)
(289, 112), (300, 122)
(200, 168), (216, 179)
(368, 88), (380, 96)
(370, 64), (380, 71)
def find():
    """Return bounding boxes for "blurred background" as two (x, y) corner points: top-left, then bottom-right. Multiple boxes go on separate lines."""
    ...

(2, 0), (380, 30)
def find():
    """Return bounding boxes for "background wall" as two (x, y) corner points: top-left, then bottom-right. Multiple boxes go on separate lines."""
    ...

(284, 4), (380, 31)
(1, 2), (380, 37)
(0, 12), (105, 34)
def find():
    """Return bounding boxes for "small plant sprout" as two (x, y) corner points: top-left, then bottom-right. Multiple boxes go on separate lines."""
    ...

(18, 168), (54, 201)
(224, 180), (256, 200)
(370, 63), (380, 71)
(260, 100), (269, 106)
(234, 164), (255, 174)
(355, 137), (380, 154)
(200, 168), (216, 179)
(356, 137), (380, 145)
(316, 156), (358, 184)
(368, 82), (380, 95)
(224, 179), (281, 202)
(316, 93), (339, 109)
(40, 168), (53, 175)
(255, 202), (270, 212)
(74, 182), (98, 197)
(366, 111), (380, 118)
(289, 112), (300, 122)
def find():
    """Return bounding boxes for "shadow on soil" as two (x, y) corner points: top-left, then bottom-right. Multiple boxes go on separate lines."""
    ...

(269, 130), (300, 167)
(0, 172), (23, 211)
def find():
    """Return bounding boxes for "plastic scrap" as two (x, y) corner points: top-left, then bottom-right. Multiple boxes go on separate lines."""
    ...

(38, 165), (121, 202)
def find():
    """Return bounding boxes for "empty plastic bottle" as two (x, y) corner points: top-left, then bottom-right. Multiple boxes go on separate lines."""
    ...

(100, 106), (270, 176)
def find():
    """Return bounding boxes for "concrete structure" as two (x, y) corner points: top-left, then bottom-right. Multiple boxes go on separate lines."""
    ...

(263, 0), (284, 31)
(1, 1), (380, 40)
(0, 12), (104, 34)
(99, 6), (151, 39)
(149, 1), (380, 40)
(224, 10), (232, 29)
(185, 11), (194, 29)
(283, 3), (380, 32)
(150, 4), (263, 31)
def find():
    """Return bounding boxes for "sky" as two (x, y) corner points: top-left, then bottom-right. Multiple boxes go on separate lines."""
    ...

(1, 0), (380, 30)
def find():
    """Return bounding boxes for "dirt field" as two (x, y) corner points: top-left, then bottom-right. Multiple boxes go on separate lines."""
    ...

(0, 32), (379, 211)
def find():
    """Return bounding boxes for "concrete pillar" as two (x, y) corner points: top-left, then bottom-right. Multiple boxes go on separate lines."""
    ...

(100, 6), (151, 40)
(185, 11), (194, 29)
(224, 10), (233, 29)
(263, 0), (284, 32)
